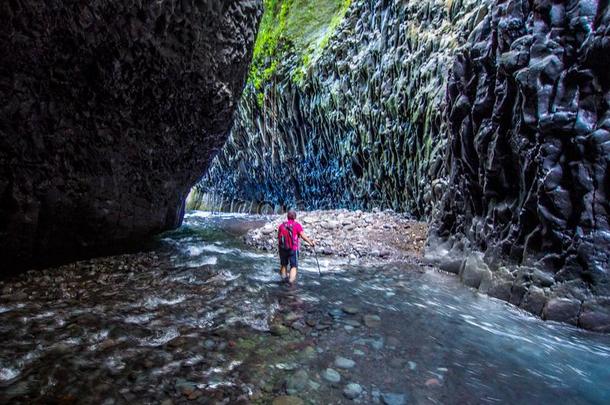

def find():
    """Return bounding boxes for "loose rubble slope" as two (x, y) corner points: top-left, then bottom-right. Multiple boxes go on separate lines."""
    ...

(245, 210), (427, 262)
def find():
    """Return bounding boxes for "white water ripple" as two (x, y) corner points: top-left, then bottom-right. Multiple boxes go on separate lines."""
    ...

(0, 367), (20, 381)
(138, 327), (180, 347)
(144, 296), (186, 309)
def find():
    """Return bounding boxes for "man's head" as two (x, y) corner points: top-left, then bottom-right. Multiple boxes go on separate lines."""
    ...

(287, 209), (297, 220)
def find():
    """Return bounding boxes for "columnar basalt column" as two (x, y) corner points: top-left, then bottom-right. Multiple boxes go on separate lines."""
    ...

(431, 0), (610, 331)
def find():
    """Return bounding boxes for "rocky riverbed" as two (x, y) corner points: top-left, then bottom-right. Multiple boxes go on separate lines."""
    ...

(243, 210), (428, 263)
(1, 212), (610, 404)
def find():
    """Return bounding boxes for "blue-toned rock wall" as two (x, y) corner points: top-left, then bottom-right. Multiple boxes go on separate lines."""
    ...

(196, 0), (490, 216)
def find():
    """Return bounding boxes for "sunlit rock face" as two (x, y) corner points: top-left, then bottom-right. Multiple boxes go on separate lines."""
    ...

(430, 0), (610, 330)
(198, 0), (490, 216)
(0, 0), (262, 272)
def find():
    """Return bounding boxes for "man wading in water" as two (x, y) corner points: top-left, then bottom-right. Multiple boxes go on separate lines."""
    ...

(278, 210), (315, 285)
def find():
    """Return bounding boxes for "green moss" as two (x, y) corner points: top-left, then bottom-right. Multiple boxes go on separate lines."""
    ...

(248, 0), (351, 98)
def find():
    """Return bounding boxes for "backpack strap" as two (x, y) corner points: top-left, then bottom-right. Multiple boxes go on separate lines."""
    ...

(284, 221), (295, 249)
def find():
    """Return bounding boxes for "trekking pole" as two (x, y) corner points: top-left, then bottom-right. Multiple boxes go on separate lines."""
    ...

(313, 246), (321, 277)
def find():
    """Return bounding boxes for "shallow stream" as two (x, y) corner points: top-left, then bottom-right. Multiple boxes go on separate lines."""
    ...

(1, 212), (609, 404)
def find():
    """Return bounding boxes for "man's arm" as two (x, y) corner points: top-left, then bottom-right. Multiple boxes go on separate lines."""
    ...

(299, 232), (315, 247)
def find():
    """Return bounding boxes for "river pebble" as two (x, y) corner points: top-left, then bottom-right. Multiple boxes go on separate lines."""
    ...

(363, 314), (381, 328)
(286, 370), (309, 394)
(322, 368), (341, 383)
(343, 383), (363, 399)
(335, 356), (356, 369)
(381, 392), (407, 405)
(342, 306), (359, 315)
(271, 324), (290, 336)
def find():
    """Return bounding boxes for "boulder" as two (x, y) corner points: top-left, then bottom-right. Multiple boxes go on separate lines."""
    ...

(0, 0), (262, 273)
(459, 253), (491, 289)
(487, 280), (514, 302)
(578, 298), (610, 333)
(543, 298), (582, 325)
(520, 287), (547, 317)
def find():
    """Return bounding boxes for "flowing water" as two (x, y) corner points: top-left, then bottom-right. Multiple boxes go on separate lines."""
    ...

(1, 212), (609, 404)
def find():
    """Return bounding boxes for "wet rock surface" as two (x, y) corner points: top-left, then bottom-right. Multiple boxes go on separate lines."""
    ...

(0, 0), (262, 273)
(196, 0), (490, 216)
(430, 0), (610, 332)
(244, 209), (428, 263)
(1, 213), (609, 403)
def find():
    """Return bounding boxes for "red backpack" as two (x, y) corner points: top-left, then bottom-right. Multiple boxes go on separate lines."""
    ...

(278, 221), (296, 251)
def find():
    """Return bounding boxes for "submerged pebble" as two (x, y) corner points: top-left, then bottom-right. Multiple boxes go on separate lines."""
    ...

(381, 392), (407, 405)
(272, 395), (304, 405)
(343, 382), (363, 399)
(286, 370), (309, 394)
(334, 356), (356, 369)
(322, 368), (341, 384)
(363, 314), (381, 328)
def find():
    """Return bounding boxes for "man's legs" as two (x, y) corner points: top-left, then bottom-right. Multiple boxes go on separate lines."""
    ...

(279, 250), (289, 282)
(289, 266), (298, 283)
(288, 250), (298, 284)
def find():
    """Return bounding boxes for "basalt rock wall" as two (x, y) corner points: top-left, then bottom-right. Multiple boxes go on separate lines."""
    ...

(197, 0), (490, 216)
(430, 0), (610, 331)
(0, 0), (262, 273)
(197, 0), (610, 331)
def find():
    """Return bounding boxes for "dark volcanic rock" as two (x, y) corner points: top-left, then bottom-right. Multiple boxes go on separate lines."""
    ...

(520, 286), (547, 317)
(579, 298), (610, 333)
(0, 0), (262, 272)
(430, 0), (610, 330)
(543, 298), (581, 326)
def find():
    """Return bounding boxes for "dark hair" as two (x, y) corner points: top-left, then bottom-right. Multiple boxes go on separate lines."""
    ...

(287, 209), (297, 220)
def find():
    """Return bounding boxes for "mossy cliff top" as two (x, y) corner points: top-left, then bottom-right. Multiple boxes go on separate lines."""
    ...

(249, 0), (351, 95)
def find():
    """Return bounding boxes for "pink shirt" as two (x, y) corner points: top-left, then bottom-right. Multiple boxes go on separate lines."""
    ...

(286, 219), (303, 250)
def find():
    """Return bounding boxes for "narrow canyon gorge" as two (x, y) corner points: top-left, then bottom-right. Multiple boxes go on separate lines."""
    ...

(1, 0), (610, 403)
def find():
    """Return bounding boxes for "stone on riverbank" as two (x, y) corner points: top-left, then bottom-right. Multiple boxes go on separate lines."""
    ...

(244, 210), (427, 262)
(543, 298), (582, 325)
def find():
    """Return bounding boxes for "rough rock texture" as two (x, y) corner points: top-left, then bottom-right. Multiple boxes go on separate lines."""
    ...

(191, 0), (610, 331)
(430, 0), (610, 331)
(195, 0), (490, 216)
(0, 0), (262, 272)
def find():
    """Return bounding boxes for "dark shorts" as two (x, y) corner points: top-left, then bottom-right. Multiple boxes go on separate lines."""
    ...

(279, 248), (299, 268)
